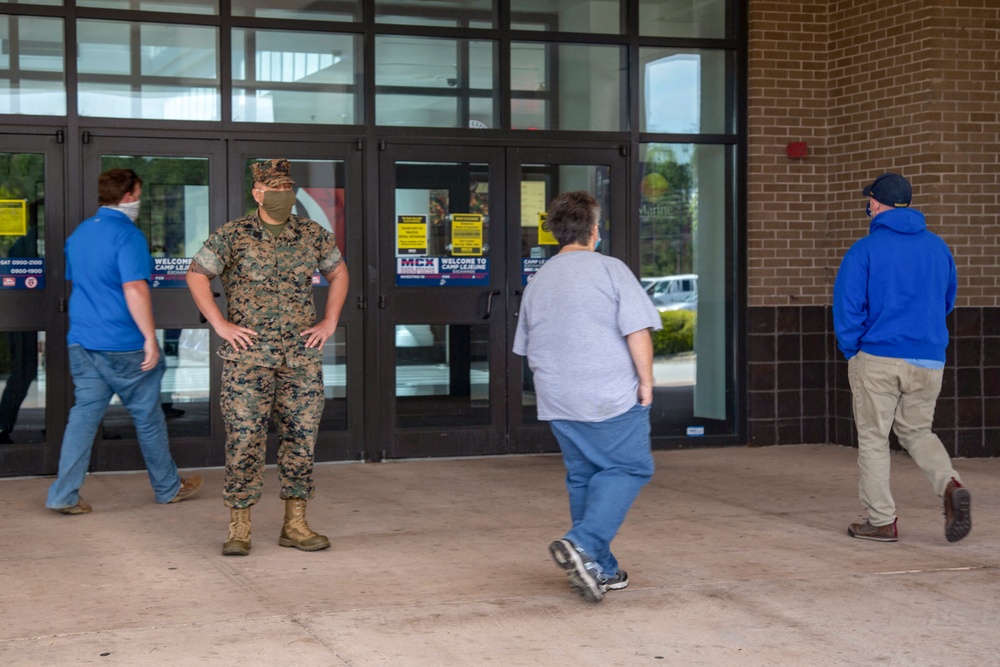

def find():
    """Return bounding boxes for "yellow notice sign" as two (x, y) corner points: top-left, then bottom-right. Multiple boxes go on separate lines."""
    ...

(397, 215), (427, 256)
(0, 200), (27, 236)
(520, 181), (545, 228)
(537, 212), (557, 245)
(451, 214), (483, 256)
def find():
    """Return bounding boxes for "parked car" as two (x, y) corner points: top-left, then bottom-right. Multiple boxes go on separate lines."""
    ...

(644, 273), (697, 308)
(657, 293), (698, 312)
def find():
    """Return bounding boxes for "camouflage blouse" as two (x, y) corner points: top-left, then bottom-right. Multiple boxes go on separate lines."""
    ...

(191, 212), (343, 368)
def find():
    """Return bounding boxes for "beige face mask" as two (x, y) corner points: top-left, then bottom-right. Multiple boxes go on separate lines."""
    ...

(259, 189), (295, 222)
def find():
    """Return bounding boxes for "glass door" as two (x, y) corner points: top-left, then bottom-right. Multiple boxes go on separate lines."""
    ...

(506, 146), (629, 453)
(0, 132), (65, 476)
(82, 137), (227, 470)
(376, 143), (507, 458)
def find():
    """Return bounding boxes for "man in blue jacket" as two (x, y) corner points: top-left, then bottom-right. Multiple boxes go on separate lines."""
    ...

(833, 172), (970, 543)
(46, 168), (201, 514)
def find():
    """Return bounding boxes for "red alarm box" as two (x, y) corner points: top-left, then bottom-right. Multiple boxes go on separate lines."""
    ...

(786, 142), (808, 159)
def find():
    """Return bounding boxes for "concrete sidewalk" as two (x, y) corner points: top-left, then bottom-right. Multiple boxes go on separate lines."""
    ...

(1, 445), (996, 666)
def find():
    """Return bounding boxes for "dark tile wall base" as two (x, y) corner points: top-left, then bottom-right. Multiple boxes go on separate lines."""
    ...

(747, 306), (1000, 457)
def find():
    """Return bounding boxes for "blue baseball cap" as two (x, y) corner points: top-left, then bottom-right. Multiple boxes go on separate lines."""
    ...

(863, 172), (911, 207)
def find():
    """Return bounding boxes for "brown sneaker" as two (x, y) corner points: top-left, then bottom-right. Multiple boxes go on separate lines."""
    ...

(943, 479), (971, 543)
(848, 518), (898, 542)
(168, 475), (203, 504)
(51, 498), (93, 515)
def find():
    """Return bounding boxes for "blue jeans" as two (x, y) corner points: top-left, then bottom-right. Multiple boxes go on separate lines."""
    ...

(550, 403), (655, 577)
(46, 345), (180, 509)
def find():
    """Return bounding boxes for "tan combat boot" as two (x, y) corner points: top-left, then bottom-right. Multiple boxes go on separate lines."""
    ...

(279, 498), (330, 552)
(222, 507), (252, 556)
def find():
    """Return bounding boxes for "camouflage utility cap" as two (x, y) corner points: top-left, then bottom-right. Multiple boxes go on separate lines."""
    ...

(251, 158), (295, 187)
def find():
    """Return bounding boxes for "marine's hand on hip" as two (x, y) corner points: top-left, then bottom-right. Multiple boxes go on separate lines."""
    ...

(300, 318), (338, 350)
(214, 320), (258, 350)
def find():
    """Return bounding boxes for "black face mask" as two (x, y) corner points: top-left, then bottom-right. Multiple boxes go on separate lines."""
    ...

(866, 201), (872, 218)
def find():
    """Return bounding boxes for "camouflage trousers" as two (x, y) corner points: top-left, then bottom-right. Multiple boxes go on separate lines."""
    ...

(221, 358), (324, 508)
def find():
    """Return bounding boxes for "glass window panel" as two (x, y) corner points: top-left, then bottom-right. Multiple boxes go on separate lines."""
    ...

(103, 329), (211, 439)
(232, 0), (360, 22)
(640, 48), (729, 134)
(511, 98), (546, 130)
(468, 39), (493, 90)
(13, 18), (64, 73)
(319, 327), (347, 431)
(0, 17), (66, 116)
(394, 161), (490, 283)
(379, 94), (459, 128)
(77, 21), (130, 76)
(376, 36), (496, 129)
(518, 163), (609, 281)
(0, 153), (46, 293)
(79, 0), (217, 14)
(232, 29), (359, 125)
(511, 42), (625, 131)
(5, 0), (59, 4)
(0, 80), (65, 117)
(78, 83), (133, 117)
(141, 25), (217, 79)
(511, 0), (620, 34)
(639, 0), (727, 39)
(0, 331), (46, 445)
(375, 0), (494, 28)
(99, 155), (209, 287)
(77, 20), (220, 121)
(395, 324), (490, 428)
(639, 143), (731, 434)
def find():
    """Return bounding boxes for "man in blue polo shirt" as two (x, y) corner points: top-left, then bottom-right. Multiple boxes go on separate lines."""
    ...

(46, 168), (201, 514)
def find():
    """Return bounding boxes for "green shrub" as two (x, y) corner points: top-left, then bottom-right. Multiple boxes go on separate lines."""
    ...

(652, 309), (695, 356)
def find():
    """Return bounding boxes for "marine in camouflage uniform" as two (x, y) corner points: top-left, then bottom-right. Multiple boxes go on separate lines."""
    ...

(186, 158), (349, 555)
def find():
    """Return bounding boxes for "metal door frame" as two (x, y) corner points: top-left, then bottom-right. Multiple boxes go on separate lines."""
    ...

(0, 130), (67, 475)
(374, 141), (507, 459)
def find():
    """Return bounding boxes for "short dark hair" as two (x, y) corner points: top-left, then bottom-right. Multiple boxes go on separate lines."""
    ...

(543, 191), (600, 247)
(98, 168), (142, 206)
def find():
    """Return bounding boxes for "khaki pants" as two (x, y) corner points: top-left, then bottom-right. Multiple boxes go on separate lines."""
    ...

(848, 351), (959, 526)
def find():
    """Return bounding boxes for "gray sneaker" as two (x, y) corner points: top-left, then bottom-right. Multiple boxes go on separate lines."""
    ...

(601, 569), (629, 591)
(548, 539), (604, 603)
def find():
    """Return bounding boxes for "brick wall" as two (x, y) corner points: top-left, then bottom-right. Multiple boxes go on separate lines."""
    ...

(747, 1), (831, 307)
(749, 0), (1000, 308)
(746, 1), (1000, 451)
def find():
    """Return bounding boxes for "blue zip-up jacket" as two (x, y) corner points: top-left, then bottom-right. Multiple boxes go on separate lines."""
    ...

(833, 207), (956, 361)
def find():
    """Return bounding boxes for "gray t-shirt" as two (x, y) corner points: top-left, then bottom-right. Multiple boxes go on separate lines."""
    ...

(513, 251), (662, 422)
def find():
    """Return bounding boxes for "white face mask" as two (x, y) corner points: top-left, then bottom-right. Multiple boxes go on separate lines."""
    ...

(114, 200), (141, 222)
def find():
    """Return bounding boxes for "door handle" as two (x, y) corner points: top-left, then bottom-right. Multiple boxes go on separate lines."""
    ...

(482, 290), (501, 320)
(512, 289), (524, 318)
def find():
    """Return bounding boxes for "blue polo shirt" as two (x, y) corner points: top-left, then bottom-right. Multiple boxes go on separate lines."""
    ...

(65, 207), (153, 351)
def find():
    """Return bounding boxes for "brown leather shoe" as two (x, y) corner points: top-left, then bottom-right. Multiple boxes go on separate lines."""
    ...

(848, 518), (898, 542)
(51, 498), (92, 515)
(168, 475), (203, 504)
(943, 479), (971, 542)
